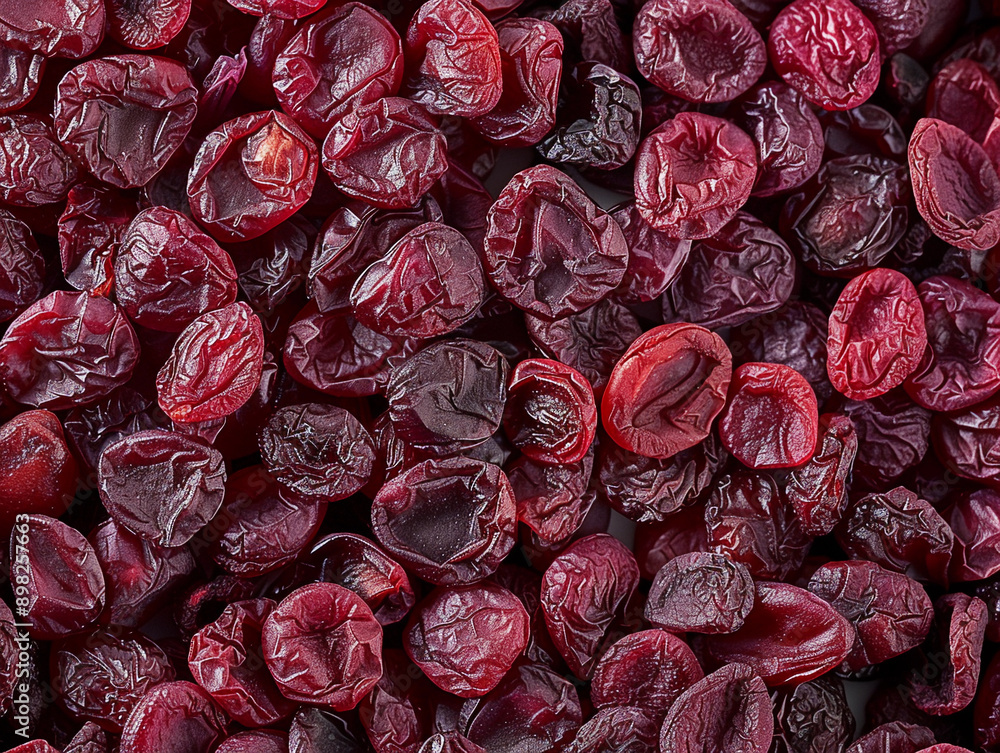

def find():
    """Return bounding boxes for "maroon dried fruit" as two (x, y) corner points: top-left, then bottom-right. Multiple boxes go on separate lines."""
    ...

(645, 551), (754, 634)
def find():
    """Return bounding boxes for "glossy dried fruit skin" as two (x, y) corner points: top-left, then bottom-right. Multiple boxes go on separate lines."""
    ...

(808, 560), (933, 671)
(839, 391), (930, 489)
(665, 211), (795, 329)
(768, 0), (881, 110)
(465, 662), (583, 753)
(538, 62), (641, 170)
(116, 207), (238, 332)
(263, 583), (383, 710)
(564, 706), (659, 753)
(157, 302), (265, 423)
(106, 0), (190, 49)
(786, 413), (857, 536)
(947, 488), (1000, 583)
(53, 630), (175, 733)
(90, 519), (195, 628)
(230, 0), (325, 17)
(706, 469), (810, 580)
(771, 677), (854, 753)
(633, 0), (766, 104)
(603, 323), (732, 459)
(58, 185), (137, 295)
(289, 706), (370, 753)
(0, 114), (80, 205)
(730, 81), (823, 197)
(405, 582), (529, 697)
(305, 533), (416, 625)
(216, 731), (288, 753)
(420, 733), (487, 753)
(13, 514), (105, 640)
(322, 97), (447, 210)
(54, 56), (197, 189)
(719, 362), (818, 469)
(0, 208), (43, 323)
(99, 429), (226, 547)
(403, 0), (502, 117)
(821, 104), (907, 161)
(780, 155), (910, 277)
(0, 410), (78, 527)
(272, 3), (403, 138)
(283, 303), (410, 397)
(835, 487), (952, 585)
(930, 390), (1000, 486)
(610, 201), (690, 304)
(645, 552), (754, 634)
(541, 533), (639, 678)
(358, 648), (436, 753)
(188, 110), (319, 242)
(659, 663), (773, 753)
(590, 629), (703, 719)
(598, 435), (723, 524)
(910, 594), (987, 716)
(230, 216), (313, 313)
(0, 0), (104, 58)
(260, 403), (374, 501)
(387, 339), (508, 455)
(212, 466), (323, 576)
(470, 18), (562, 147)
(120, 681), (228, 753)
(526, 299), (642, 397)
(933, 61), (1000, 149)
(908, 118), (1000, 252)
(508, 451), (594, 543)
(827, 268), (927, 400)
(0, 46), (43, 113)
(350, 221), (484, 340)
(904, 275), (1000, 412)
(64, 721), (109, 753)
(503, 359), (596, 465)
(372, 457), (516, 585)
(0, 291), (139, 411)
(64, 387), (162, 473)
(700, 582), (855, 686)
(484, 165), (628, 319)
(847, 722), (936, 753)
(188, 599), (295, 727)
(635, 113), (757, 239)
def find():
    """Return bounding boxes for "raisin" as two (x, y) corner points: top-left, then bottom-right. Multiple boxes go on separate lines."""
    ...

(771, 677), (855, 753)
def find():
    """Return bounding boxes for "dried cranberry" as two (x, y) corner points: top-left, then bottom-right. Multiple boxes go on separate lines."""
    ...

(609, 201), (691, 304)
(633, 0), (766, 104)
(54, 55), (198, 189)
(0, 114), (80, 206)
(0, 209), (44, 322)
(926, 59), (1000, 144)
(634, 113), (757, 239)
(262, 583), (383, 711)
(0, 0), (105, 58)
(507, 451), (595, 544)
(98, 429), (226, 547)
(272, 3), (403, 138)
(404, 582), (529, 697)
(771, 677), (855, 753)
(768, 0), (881, 111)
(106, 0), (191, 49)
(838, 390), (930, 489)
(847, 723), (936, 753)
(786, 413), (857, 536)
(565, 706), (659, 753)
(119, 681), (228, 753)
(0, 410), (78, 526)
(58, 185), (137, 295)
(187, 110), (318, 242)
(483, 165), (628, 319)
(645, 551), (754, 634)
(602, 323), (732, 459)
(0, 291), (139, 411)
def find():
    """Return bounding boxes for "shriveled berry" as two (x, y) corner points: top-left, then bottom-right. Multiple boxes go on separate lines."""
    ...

(0, 209), (44, 323)
(0, 114), (80, 206)
(120, 681), (228, 753)
(0, 0), (105, 58)
(0, 410), (78, 527)
(645, 552), (754, 634)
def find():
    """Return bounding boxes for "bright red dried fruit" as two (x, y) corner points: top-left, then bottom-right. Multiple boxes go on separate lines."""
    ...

(634, 113), (757, 239)
(156, 301), (265, 423)
(947, 488), (1000, 583)
(0, 410), (78, 527)
(719, 362), (818, 469)
(106, 0), (191, 49)
(58, 185), (137, 295)
(188, 598), (296, 727)
(785, 413), (857, 536)
(187, 110), (318, 242)
(645, 551), (754, 634)
(371, 457), (517, 585)
(0, 0), (105, 58)
(98, 429), (227, 547)
(610, 201), (691, 304)
(403, 0), (503, 118)
(115, 207), (238, 332)
(827, 268), (927, 400)
(404, 581), (529, 697)
(565, 706), (659, 753)
(699, 581), (855, 686)
(0, 291), (139, 411)
(272, 3), (403, 138)
(908, 118), (1000, 252)
(0, 114), (81, 206)
(483, 165), (628, 319)
(768, 0), (881, 110)
(540, 533), (639, 678)
(602, 322), (732, 459)
(658, 663), (773, 753)
(262, 582), (383, 711)
(633, 0), (767, 104)
(229, 0), (325, 17)
(54, 55), (198, 189)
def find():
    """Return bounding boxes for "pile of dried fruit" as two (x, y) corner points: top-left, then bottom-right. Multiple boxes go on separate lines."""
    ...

(2, 0), (1000, 751)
